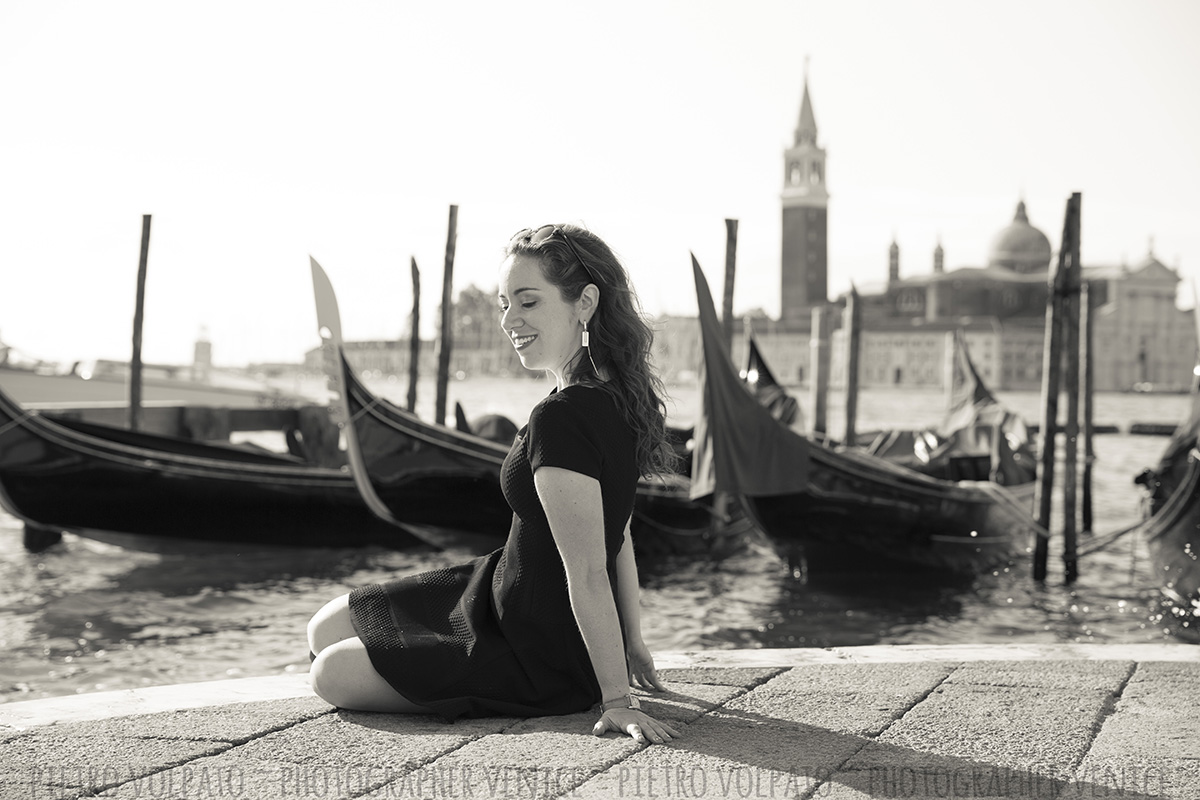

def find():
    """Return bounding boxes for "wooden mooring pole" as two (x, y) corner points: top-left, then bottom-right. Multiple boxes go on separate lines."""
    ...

(809, 306), (830, 437)
(1081, 280), (1095, 537)
(843, 285), (861, 445)
(434, 205), (458, 427)
(406, 256), (421, 413)
(1062, 192), (1082, 583)
(714, 219), (739, 533)
(1033, 195), (1077, 581)
(721, 220), (738, 357)
(129, 214), (152, 432)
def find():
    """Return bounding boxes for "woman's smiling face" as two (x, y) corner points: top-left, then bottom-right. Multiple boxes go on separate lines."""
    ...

(498, 253), (582, 382)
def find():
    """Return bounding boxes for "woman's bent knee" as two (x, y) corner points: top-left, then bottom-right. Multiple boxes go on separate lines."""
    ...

(310, 639), (425, 713)
(309, 647), (347, 707)
(307, 594), (355, 655)
(310, 641), (368, 708)
(310, 638), (380, 708)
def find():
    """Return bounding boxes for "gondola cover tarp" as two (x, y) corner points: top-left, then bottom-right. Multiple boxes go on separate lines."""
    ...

(689, 256), (810, 501)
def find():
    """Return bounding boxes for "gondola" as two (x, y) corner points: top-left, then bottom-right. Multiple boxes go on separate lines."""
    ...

(1133, 445), (1200, 609)
(861, 331), (1036, 485)
(310, 258), (725, 558)
(688, 254), (1040, 576)
(744, 326), (1036, 486)
(1132, 338), (1200, 607)
(0, 378), (423, 552)
(742, 334), (803, 430)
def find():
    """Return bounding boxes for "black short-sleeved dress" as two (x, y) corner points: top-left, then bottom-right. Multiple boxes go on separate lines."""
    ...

(347, 384), (638, 719)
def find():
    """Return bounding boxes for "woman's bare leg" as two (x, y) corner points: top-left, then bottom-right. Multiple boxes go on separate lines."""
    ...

(310, 637), (431, 713)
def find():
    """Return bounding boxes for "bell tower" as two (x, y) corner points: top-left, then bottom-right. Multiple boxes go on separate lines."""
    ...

(780, 66), (828, 327)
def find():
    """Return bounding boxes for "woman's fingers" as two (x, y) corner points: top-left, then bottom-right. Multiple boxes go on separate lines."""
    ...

(630, 663), (666, 692)
(628, 717), (680, 744)
(625, 721), (672, 744)
(595, 709), (681, 744)
(627, 650), (667, 692)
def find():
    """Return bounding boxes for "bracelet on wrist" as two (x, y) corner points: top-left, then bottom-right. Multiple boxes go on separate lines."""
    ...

(600, 694), (641, 712)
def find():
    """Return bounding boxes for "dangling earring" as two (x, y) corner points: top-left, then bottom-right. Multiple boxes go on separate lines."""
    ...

(582, 319), (600, 376)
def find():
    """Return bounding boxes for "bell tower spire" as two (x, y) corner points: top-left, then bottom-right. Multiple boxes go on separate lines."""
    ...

(780, 59), (829, 326)
(794, 58), (818, 146)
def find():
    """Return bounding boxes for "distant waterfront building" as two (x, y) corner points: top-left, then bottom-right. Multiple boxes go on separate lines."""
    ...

(838, 201), (1196, 392)
(303, 339), (438, 380)
(192, 329), (212, 383)
(301, 284), (526, 382)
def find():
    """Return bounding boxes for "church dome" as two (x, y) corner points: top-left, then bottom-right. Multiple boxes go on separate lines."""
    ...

(988, 201), (1052, 273)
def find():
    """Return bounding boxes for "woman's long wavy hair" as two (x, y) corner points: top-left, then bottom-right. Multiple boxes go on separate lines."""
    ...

(507, 224), (677, 479)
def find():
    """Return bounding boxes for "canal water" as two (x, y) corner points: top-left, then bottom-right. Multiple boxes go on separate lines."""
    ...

(1, 378), (1196, 705)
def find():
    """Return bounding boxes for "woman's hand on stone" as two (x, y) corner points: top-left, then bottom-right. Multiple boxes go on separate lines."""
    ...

(592, 707), (681, 744)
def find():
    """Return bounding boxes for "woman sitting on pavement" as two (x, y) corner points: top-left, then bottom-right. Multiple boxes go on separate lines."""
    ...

(307, 223), (682, 745)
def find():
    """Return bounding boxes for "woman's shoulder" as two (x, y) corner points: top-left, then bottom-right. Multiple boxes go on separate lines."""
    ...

(529, 384), (620, 430)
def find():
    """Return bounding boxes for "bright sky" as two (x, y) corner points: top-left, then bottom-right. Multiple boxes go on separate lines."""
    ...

(2, 0), (1198, 367)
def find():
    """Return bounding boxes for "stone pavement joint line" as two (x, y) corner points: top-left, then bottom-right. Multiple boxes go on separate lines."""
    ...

(1081, 662), (1137, 755)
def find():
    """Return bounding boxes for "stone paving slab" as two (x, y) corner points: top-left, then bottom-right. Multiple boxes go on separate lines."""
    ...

(1, 646), (1197, 800)
(96, 713), (519, 800)
(404, 683), (741, 800)
(1074, 661), (1200, 800)
(33, 696), (332, 744)
(572, 662), (955, 800)
(721, 662), (956, 735)
(813, 660), (1159, 800)
(4, 732), (227, 799)
(0, 672), (315, 731)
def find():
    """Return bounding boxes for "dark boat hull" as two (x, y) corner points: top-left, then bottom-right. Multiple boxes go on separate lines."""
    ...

(743, 445), (1035, 574)
(340, 362), (514, 544)
(0, 385), (418, 550)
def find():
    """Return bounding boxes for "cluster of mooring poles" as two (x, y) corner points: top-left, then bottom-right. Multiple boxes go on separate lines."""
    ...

(802, 281), (861, 446)
(1033, 192), (1093, 584)
(401, 205), (458, 421)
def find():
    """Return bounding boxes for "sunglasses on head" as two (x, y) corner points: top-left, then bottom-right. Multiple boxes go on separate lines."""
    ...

(511, 225), (601, 287)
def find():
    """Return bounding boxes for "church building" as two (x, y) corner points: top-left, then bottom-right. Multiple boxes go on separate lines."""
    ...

(744, 75), (1196, 394)
(843, 201), (1195, 392)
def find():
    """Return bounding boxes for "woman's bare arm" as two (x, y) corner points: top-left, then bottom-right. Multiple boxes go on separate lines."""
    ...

(613, 520), (665, 690)
(534, 466), (679, 743)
